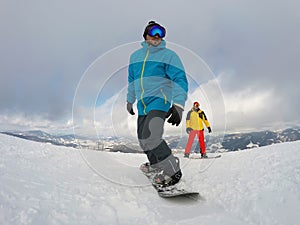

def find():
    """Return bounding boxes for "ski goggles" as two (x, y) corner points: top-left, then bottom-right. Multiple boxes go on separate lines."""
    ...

(147, 25), (166, 38)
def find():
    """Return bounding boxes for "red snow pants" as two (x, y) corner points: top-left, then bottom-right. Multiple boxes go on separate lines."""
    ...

(184, 130), (206, 155)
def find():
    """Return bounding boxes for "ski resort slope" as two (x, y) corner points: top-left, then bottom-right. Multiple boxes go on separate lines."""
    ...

(0, 134), (299, 225)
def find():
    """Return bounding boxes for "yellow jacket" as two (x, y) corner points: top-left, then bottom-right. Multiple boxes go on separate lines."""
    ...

(186, 108), (210, 130)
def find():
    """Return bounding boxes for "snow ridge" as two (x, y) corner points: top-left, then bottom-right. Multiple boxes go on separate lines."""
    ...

(0, 134), (299, 225)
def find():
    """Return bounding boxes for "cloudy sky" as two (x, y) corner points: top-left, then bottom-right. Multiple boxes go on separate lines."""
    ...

(1, 0), (299, 138)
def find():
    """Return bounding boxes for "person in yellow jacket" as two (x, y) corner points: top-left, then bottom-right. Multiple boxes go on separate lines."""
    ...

(184, 101), (211, 158)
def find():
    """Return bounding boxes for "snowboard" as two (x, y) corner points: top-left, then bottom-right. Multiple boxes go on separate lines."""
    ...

(156, 185), (199, 198)
(189, 154), (221, 159)
(140, 165), (199, 198)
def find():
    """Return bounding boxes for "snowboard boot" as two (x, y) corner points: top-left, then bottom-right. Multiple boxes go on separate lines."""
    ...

(201, 153), (208, 158)
(140, 162), (161, 177)
(184, 153), (189, 158)
(153, 170), (182, 187)
(152, 156), (182, 187)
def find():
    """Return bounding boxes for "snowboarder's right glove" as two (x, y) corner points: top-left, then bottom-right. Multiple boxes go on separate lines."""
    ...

(165, 104), (183, 126)
(186, 128), (192, 134)
(126, 102), (135, 115)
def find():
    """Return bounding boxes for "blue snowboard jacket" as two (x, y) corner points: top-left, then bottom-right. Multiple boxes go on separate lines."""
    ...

(127, 40), (188, 115)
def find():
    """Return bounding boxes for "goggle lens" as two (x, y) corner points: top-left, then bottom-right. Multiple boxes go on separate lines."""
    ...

(148, 25), (166, 38)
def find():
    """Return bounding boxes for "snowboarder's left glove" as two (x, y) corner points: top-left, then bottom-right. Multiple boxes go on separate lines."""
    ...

(165, 104), (183, 126)
(208, 127), (212, 133)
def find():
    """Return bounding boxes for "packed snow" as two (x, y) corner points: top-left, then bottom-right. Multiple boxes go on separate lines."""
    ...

(0, 133), (300, 225)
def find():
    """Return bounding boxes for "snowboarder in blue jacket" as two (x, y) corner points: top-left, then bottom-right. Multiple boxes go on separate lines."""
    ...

(126, 21), (188, 186)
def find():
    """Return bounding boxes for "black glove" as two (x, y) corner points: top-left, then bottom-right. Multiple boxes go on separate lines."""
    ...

(165, 105), (183, 126)
(126, 102), (135, 115)
(186, 128), (192, 134)
(207, 127), (212, 133)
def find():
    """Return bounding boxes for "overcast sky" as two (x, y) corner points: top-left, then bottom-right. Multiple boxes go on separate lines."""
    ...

(1, 0), (299, 137)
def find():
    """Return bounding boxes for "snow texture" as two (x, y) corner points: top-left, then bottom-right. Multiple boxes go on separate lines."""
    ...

(0, 134), (300, 225)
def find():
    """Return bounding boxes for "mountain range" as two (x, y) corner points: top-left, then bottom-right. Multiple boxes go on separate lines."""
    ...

(1, 127), (299, 153)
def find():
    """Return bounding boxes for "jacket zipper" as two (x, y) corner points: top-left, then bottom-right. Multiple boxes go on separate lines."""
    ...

(140, 46), (150, 114)
(160, 89), (167, 104)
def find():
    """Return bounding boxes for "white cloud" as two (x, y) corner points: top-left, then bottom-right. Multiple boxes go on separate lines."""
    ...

(1, 0), (299, 134)
(217, 72), (286, 132)
(0, 113), (73, 134)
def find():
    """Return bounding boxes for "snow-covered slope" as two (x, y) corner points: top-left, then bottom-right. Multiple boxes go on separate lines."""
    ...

(0, 134), (299, 225)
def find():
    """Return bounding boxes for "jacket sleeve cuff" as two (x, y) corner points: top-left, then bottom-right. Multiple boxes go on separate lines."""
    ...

(173, 103), (184, 110)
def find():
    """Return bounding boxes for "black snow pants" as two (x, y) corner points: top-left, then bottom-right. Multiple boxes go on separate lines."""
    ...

(137, 110), (180, 177)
